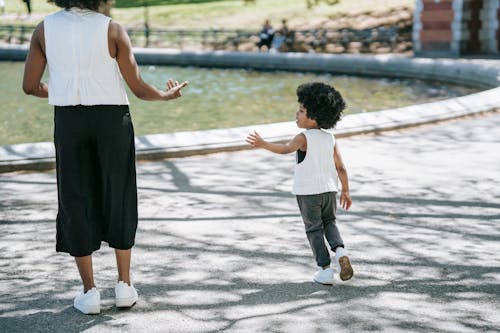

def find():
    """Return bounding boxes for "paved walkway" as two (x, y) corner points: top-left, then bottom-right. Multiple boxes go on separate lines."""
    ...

(1, 111), (499, 332)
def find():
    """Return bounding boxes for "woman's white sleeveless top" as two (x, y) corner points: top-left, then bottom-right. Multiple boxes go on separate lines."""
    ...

(292, 129), (339, 195)
(44, 8), (129, 106)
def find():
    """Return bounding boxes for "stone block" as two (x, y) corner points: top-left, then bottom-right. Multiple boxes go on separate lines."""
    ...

(423, 0), (453, 10)
(420, 30), (453, 42)
(324, 43), (344, 53)
(237, 42), (258, 52)
(421, 10), (454, 22)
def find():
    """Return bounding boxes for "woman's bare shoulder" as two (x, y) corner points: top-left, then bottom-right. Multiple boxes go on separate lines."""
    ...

(108, 20), (126, 39)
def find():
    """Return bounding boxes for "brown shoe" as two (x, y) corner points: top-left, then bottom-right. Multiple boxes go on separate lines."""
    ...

(338, 256), (353, 281)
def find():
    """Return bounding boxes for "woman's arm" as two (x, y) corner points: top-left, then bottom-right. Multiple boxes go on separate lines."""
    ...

(22, 22), (48, 98)
(109, 21), (188, 101)
(246, 131), (306, 154)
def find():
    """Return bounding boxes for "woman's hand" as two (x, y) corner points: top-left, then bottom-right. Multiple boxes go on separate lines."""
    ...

(164, 79), (189, 100)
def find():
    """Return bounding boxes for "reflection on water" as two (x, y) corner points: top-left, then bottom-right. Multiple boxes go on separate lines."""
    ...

(0, 62), (478, 145)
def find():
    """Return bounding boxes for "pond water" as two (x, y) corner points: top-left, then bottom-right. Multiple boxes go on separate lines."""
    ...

(0, 61), (479, 145)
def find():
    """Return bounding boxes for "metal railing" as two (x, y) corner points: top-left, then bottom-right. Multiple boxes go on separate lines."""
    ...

(0, 24), (410, 52)
(0, 25), (34, 45)
(126, 28), (257, 49)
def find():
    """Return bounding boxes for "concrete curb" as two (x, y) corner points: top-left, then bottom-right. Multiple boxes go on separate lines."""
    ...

(1, 47), (499, 173)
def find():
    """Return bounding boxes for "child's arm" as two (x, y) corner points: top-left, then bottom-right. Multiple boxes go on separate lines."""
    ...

(334, 142), (352, 210)
(109, 21), (188, 101)
(246, 131), (305, 154)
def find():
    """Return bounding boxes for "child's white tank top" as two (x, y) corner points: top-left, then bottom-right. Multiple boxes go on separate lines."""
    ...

(44, 8), (129, 106)
(292, 129), (339, 195)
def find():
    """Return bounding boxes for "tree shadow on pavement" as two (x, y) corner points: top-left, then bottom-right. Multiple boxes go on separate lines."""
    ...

(1, 114), (500, 332)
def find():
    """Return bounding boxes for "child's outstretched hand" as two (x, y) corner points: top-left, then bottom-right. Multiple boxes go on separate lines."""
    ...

(339, 191), (352, 210)
(164, 79), (189, 100)
(246, 131), (266, 148)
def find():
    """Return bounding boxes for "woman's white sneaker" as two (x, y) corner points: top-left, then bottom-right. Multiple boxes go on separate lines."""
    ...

(115, 281), (138, 308)
(73, 287), (100, 315)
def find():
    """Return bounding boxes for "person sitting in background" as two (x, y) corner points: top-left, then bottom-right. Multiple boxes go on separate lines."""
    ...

(271, 19), (291, 52)
(257, 19), (274, 52)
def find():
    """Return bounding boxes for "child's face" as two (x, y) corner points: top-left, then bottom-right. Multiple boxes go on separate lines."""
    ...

(296, 104), (318, 129)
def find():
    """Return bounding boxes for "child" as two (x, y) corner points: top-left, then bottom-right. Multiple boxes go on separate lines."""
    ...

(246, 82), (353, 285)
(22, 0), (188, 314)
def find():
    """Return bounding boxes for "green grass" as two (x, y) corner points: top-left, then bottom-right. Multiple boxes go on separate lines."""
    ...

(3, 0), (57, 15)
(2, 0), (414, 30)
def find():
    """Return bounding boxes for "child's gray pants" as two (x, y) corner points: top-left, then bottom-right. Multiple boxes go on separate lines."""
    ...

(296, 192), (344, 267)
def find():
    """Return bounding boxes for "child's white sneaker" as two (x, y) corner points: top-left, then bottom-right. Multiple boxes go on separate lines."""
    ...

(335, 247), (353, 281)
(115, 281), (138, 308)
(313, 267), (335, 285)
(73, 287), (100, 315)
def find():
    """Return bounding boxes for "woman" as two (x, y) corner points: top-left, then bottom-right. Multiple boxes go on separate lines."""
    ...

(23, 0), (188, 314)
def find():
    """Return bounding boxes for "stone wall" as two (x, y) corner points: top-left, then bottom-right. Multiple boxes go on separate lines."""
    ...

(234, 6), (413, 54)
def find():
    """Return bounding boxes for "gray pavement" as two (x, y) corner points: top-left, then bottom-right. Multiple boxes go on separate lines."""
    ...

(1, 111), (499, 332)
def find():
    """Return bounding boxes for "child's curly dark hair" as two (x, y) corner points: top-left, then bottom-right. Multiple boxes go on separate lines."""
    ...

(296, 82), (346, 129)
(49, 0), (108, 10)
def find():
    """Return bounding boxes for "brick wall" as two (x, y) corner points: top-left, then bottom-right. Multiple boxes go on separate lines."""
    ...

(416, 0), (457, 55)
(479, 0), (500, 53)
(414, 0), (499, 56)
(498, 1), (500, 51)
(463, 0), (483, 53)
